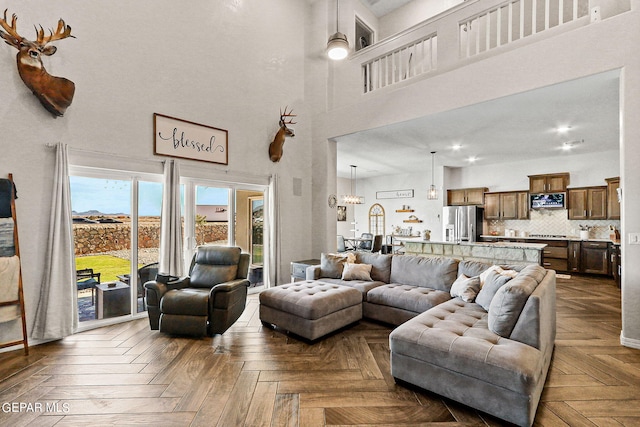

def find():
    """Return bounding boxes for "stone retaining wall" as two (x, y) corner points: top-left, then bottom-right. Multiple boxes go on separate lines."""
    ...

(74, 223), (228, 255)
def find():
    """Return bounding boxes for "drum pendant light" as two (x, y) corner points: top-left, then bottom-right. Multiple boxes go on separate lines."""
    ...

(327, 0), (349, 60)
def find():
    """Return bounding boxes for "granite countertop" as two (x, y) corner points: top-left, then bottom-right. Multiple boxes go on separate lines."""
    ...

(480, 234), (619, 244)
(395, 238), (547, 250)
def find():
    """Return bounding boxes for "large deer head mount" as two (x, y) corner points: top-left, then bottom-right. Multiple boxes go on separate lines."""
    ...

(269, 107), (296, 162)
(0, 9), (76, 117)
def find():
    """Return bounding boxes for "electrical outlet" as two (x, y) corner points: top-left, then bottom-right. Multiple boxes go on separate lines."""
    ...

(629, 233), (640, 245)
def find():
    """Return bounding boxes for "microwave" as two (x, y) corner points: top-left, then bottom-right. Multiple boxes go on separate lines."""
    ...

(530, 193), (565, 209)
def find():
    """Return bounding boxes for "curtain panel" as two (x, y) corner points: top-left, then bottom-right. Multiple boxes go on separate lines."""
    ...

(32, 143), (76, 339)
(159, 160), (184, 277)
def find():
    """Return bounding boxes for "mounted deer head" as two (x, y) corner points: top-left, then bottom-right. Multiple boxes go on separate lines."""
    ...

(269, 107), (296, 162)
(0, 9), (76, 117)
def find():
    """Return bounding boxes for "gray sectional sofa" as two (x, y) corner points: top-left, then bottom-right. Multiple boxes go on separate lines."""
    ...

(305, 251), (556, 427)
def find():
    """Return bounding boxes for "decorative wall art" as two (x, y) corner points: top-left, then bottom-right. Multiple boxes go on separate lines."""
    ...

(269, 107), (296, 162)
(376, 189), (414, 199)
(154, 113), (228, 165)
(337, 206), (347, 221)
(0, 9), (76, 117)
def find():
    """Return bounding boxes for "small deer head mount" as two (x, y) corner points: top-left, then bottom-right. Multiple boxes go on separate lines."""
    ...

(269, 107), (296, 162)
(0, 9), (76, 117)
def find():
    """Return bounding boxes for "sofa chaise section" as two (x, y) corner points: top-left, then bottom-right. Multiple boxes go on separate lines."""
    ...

(389, 265), (556, 427)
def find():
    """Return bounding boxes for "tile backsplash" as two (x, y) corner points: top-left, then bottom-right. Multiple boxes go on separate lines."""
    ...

(488, 210), (620, 239)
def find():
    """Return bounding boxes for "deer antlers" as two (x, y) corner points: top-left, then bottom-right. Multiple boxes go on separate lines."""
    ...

(279, 106), (297, 125)
(0, 9), (74, 47)
(36, 18), (74, 45)
(0, 9), (20, 45)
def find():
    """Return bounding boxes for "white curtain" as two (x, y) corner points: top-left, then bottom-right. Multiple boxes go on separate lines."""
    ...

(268, 174), (280, 286)
(32, 143), (76, 339)
(159, 160), (184, 277)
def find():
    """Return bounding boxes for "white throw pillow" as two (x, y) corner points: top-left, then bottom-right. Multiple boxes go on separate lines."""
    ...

(479, 265), (518, 287)
(450, 274), (481, 302)
(341, 263), (373, 281)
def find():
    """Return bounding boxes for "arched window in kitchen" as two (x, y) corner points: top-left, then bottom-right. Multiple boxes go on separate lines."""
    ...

(369, 204), (385, 236)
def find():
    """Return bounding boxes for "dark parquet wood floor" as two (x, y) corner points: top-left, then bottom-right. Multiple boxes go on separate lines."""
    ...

(1, 275), (639, 426)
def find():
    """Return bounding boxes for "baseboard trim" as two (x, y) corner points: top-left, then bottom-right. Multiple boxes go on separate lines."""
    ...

(620, 331), (640, 349)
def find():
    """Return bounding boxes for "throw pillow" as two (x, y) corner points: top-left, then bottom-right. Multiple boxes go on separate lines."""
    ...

(321, 253), (348, 279)
(450, 274), (481, 302)
(342, 263), (373, 281)
(478, 265), (518, 287)
(475, 270), (513, 311)
(488, 275), (540, 337)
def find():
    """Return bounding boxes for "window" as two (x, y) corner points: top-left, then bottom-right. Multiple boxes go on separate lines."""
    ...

(369, 203), (385, 236)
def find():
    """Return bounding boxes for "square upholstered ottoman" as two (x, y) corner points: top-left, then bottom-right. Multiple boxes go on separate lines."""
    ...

(259, 281), (362, 340)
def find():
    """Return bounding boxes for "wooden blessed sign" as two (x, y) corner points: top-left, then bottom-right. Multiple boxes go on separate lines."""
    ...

(154, 113), (228, 165)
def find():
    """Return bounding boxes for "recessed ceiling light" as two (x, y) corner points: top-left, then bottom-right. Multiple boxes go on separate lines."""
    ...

(452, 144), (462, 151)
(561, 139), (583, 151)
(556, 125), (572, 134)
(468, 156), (477, 163)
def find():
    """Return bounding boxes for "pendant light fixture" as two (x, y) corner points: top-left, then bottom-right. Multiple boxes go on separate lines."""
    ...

(327, 0), (349, 60)
(342, 165), (364, 204)
(427, 151), (438, 200)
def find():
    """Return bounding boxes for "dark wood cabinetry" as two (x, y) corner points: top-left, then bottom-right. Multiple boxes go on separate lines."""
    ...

(606, 177), (620, 219)
(568, 186), (607, 220)
(484, 191), (529, 220)
(611, 243), (621, 287)
(568, 241), (581, 273)
(528, 173), (570, 193)
(534, 239), (568, 272)
(580, 241), (609, 275)
(447, 187), (488, 206)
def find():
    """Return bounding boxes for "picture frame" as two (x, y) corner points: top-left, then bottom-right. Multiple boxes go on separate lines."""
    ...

(154, 113), (228, 165)
(337, 206), (347, 221)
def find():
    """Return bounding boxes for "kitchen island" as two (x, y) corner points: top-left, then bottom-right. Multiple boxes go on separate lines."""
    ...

(396, 238), (547, 266)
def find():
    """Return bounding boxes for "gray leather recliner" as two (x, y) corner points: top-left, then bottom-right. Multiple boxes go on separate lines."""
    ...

(144, 246), (250, 336)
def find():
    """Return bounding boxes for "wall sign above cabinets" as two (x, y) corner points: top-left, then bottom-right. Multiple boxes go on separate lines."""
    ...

(376, 189), (414, 199)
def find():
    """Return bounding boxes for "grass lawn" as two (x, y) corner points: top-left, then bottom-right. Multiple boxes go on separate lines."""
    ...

(76, 255), (140, 283)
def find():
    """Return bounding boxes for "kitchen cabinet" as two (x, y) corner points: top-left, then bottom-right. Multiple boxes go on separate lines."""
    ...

(484, 191), (529, 220)
(528, 173), (570, 193)
(568, 241), (581, 273)
(532, 239), (568, 272)
(611, 243), (621, 287)
(581, 241), (609, 275)
(447, 187), (488, 206)
(606, 177), (620, 219)
(568, 186), (607, 220)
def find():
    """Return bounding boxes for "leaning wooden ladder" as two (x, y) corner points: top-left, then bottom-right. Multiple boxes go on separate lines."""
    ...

(0, 173), (28, 355)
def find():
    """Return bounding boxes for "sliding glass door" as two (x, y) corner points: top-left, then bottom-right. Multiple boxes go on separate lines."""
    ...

(70, 169), (162, 324)
(183, 180), (268, 291)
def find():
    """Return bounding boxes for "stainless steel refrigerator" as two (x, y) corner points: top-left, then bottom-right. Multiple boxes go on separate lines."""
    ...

(442, 206), (483, 243)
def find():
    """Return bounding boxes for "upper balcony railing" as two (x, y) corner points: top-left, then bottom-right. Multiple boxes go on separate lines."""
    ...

(345, 0), (627, 99)
(459, 0), (589, 58)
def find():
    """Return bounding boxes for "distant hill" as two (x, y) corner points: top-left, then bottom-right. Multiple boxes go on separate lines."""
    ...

(72, 210), (128, 216)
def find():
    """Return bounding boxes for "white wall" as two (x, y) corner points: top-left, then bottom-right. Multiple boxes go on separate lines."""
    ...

(355, 167), (445, 241)
(378, 0), (465, 39)
(0, 0), (319, 344)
